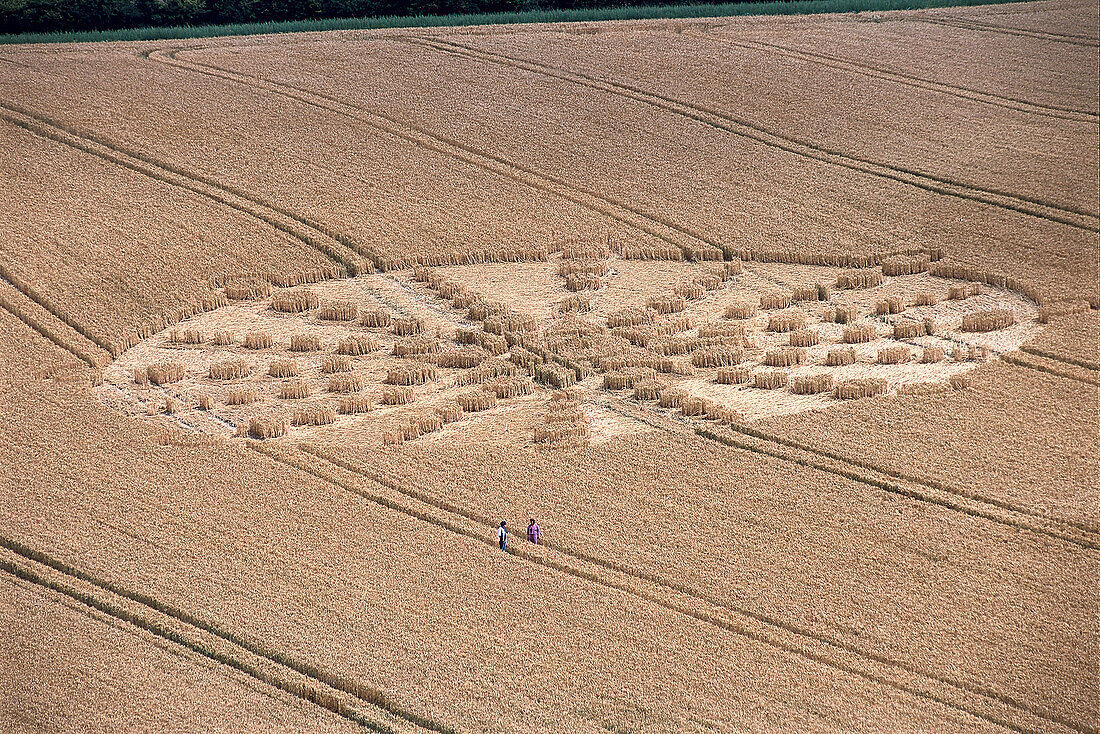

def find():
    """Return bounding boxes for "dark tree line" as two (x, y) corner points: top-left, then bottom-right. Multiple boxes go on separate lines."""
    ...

(1, 0), (679, 34)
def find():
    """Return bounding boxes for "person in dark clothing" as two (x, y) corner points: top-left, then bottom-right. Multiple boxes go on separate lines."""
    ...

(497, 521), (507, 551)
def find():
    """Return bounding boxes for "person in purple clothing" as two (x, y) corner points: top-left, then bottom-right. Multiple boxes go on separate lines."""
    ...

(527, 519), (540, 545)
(497, 521), (507, 551)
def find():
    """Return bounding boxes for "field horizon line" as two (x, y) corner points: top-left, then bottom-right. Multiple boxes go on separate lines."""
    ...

(1, 0), (1030, 45)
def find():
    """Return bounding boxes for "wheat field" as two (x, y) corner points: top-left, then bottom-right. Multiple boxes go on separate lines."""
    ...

(0, 1), (1097, 732)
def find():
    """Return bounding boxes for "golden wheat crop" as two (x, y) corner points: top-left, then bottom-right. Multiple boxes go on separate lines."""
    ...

(271, 289), (319, 313)
(280, 379), (311, 400)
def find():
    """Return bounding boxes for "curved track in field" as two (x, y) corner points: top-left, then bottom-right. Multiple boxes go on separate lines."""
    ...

(699, 32), (1097, 123)
(147, 47), (731, 264)
(259, 439), (1089, 734)
(914, 16), (1100, 46)
(406, 36), (1099, 232)
(0, 101), (372, 281)
(0, 536), (450, 734)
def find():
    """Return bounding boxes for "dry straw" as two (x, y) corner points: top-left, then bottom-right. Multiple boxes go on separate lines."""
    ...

(716, 366), (751, 384)
(280, 379), (311, 400)
(921, 347), (946, 363)
(833, 378), (887, 399)
(725, 302), (757, 319)
(910, 292), (938, 307)
(435, 402), (463, 423)
(675, 282), (706, 301)
(835, 269), (883, 290)
(293, 404), (337, 426)
(632, 379), (663, 401)
(875, 297), (904, 315)
(289, 334), (321, 352)
(209, 359), (250, 380)
(169, 328), (204, 344)
(534, 362), (577, 388)
(197, 394), (213, 410)
(211, 330), (233, 346)
(147, 362), (185, 385)
(565, 273), (602, 291)
(320, 355), (352, 373)
(133, 367), (149, 385)
(392, 317), (423, 336)
(790, 374), (834, 394)
(557, 294), (592, 314)
(843, 325), (877, 344)
(382, 386), (413, 405)
(163, 397), (179, 414)
(393, 336), (441, 357)
(224, 279), (271, 301)
(826, 347), (857, 366)
(361, 309), (393, 328)
(760, 293), (792, 310)
(486, 376), (534, 398)
(877, 346), (912, 364)
(245, 416), (286, 439)
(646, 295), (686, 314)
(698, 322), (745, 338)
(691, 345), (744, 368)
(327, 373), (362, 393)
(336, 335), (378, 356)
(893, 321), (926, 339)
(436, 346), (490, 369)
(607, 307), (654, 328)
(386, 364), (436, 386)
(615, 241), (683, 260)
(226, 388), (260, 405)
(658, 387), (687, 408)
(789, 329), (820, 347)
(649, 334), (698, 356)
(271, 289), (318, 313)
(243, 331), (274, 350)
(768, 311), (806, 333)
(458, 358), (519, 385)
(753, 371), (788, 389)
(948, 282), (983, 300)
(950, 375), (971, 390)
(1038, 300), (1091, 323)
(337, 394), (374, 414)
(881, 256), (930, 276)
(458, 390), (497, 412)
(268, 359), (298, 378)
(961, 309), (1016, 332)
(764, 347), (804, 367)
(823, 305), (858, 324)
(319, 301), (358, 321)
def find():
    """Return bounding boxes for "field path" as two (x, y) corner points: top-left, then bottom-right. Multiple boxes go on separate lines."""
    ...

(147, 48), (728, 263)
(253, 439), (1085, 734)
(0, 536), (450, 734)
(408, 36), (1098, 232)
(0, 101), (371, 282)
(696, 32), (1097, 123)
(912, 16), (1100, 46)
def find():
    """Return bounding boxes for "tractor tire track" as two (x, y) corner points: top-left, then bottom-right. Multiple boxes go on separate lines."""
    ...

(0, 535), (451, 734)
(0, 101), (371, 285)
(1002, 350), (1100, 387)
(1019, 344), (1100, 372)
(914, 17), (1100, 47)
(275, 441), (1084, 734)
(0, 277), (109, 369)
(401, 272), (1096, 545)
(409, 37), (1099, 232)
(146, 47), (729, 263)
(602, 394), (1098, 547)
(701, 33), (1097, 123)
